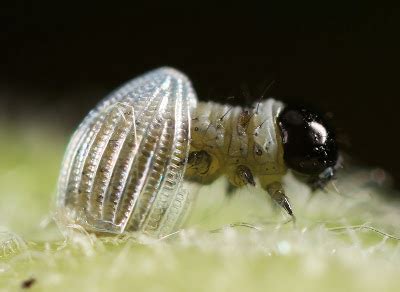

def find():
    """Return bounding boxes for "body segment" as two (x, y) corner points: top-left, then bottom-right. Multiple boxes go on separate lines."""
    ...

(188, 100), (286, 183)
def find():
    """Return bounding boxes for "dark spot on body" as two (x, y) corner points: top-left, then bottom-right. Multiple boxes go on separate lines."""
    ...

(194, 127), (199, 131)
(254, 144), (263, 156)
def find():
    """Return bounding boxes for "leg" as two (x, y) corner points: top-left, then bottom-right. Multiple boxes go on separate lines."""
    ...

(226, 165), (255, 197)
(184, 150), (221, 185)
(265, 181), (296, 222)
(185, 150), (212, 174)
(236, 165), (255, 186)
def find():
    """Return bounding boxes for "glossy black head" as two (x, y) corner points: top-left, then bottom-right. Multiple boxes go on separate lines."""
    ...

(277, 105), (339, 190)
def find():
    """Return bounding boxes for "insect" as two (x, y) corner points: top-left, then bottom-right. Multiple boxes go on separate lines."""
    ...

(56, 67), (339, 238)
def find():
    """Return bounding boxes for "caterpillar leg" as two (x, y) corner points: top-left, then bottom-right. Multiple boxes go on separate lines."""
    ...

(265, 181), (296, 222)
(228, 165), (256, 188)
(186, 150), (212, 175)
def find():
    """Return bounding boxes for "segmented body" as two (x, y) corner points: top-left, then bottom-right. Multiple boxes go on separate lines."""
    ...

(187, 100), (286, 186)
(57, 67), (287, 238)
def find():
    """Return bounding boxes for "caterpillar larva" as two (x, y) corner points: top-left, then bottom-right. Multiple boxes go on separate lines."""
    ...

(56, 67), (339, 238)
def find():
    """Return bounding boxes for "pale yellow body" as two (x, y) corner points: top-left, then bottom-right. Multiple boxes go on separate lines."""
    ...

(185, 100), (287, 189)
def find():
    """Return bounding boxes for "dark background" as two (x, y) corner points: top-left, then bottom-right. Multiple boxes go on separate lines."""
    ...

(1, 2), (399, 187)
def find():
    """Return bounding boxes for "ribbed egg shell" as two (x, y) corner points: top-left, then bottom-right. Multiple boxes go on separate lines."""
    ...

(57, 67), (197, 238)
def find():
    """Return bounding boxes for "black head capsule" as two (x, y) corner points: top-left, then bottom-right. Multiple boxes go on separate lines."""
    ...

(277, 105), (339, 190)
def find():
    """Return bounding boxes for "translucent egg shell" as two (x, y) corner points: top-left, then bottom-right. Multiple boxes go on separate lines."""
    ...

(57, 67), (197, 238)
